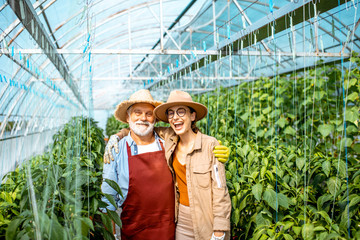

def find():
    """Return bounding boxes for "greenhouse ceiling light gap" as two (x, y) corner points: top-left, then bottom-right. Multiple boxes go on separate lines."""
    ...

(148, 0), (348, 90)
(7, 0), (86, 109)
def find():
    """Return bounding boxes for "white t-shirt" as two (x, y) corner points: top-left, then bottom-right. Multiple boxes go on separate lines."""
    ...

(137, 140), (159, 154)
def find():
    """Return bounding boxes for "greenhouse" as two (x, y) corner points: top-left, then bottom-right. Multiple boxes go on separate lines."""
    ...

(0, 0), (359, 239)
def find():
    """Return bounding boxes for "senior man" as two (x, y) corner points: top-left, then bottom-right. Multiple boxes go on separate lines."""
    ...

(102, 89), (229, 240)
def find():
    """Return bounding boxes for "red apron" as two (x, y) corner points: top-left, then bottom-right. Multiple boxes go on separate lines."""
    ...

(121, 141), (175, 240)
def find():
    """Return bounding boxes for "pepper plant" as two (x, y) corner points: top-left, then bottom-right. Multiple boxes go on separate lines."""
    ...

(0, 117), (122, 240)
(197, 54), (360, 239)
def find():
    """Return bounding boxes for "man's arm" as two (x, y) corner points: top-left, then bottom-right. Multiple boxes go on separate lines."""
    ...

(101, 149), (121, 211)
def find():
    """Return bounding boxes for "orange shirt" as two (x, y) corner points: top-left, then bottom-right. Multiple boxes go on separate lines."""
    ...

(172, 154), (189, 206)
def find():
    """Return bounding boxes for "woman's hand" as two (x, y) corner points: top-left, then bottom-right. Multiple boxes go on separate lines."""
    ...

(211, 231), (225, 240)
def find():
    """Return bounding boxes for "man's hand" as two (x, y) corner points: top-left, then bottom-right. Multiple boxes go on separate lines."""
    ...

(104, 135), (120, 164)
(213, 140), (230, 164)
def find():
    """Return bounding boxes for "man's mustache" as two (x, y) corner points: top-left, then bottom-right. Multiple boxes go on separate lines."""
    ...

(134, 121), (150, 126)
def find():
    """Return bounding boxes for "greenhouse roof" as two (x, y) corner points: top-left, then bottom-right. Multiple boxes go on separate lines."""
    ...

(0, 0), (359, 133)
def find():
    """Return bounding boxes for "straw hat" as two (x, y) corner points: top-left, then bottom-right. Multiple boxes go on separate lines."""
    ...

(154, 90), (208, 123)
(114, 89), (163, 123)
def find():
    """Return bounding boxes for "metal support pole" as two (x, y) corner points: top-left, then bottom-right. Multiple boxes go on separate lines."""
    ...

(160, 0), (164, 50)
(128, 10), (132, 78)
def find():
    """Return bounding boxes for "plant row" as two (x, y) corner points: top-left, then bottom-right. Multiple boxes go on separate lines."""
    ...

(197, 55), (360, 239)
(0, 117), (121, 240)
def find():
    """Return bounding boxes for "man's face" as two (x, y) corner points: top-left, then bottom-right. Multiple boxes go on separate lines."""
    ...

(127, 103), (156, 137)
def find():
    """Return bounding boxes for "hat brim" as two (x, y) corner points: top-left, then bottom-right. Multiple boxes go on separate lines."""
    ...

(154, 101), (208, 123)
(114, 100), (163, 123)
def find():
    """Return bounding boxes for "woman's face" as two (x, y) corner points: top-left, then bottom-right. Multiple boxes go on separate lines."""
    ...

(167, 105), (196, 136)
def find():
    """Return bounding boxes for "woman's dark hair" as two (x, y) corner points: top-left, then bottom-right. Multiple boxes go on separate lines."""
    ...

(188, 107), (199, 133)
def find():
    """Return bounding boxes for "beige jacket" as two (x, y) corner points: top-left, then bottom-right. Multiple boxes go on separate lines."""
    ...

(160, 128), (231, 240)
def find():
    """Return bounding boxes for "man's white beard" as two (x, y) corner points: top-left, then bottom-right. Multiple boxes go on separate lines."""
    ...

(129, 119), (155, 136)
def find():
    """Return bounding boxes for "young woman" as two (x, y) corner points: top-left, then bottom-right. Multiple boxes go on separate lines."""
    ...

(153, 90), (231, 240)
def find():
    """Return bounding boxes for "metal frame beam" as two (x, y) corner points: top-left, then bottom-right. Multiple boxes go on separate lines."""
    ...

(7, 0), (86, 109)
(1, 49), (351, 57)
(56, 76), (260, 83)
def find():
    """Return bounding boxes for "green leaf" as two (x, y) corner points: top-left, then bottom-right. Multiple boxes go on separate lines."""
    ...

(335, 160), (346, 178)
(103, 229), (115, 240)
(317, 194), (332, 211)
(252, 183), (263, 201)
(345, 108), (359, 123)
(283, 234), (294, 240)
(331, 224), (340, 233)
(233, 208), (240, 225)
(317, 211), (332, 224)
(101, 213), (113, 234)
(104, 193), (117, 209)
(284, 126), (296, 136)
(327, 177), (341, 196)
(234, 182), (240, 194)
(255, 212), (271, 226)
(262, 107), (272, 115)
(242, 144), (251, 158)
(263, 188), (277, 211)
(339, 138), (353, 150)
(276, 117), (287, 128)
(6, 218), (23, 240)
(293, 226), (302, 236)
(296, 157), (306, 171)
(107, 210), (122, 228)
(81, 217), (94, 231)
(283, 221), (294, 231)
(104, 179), (123, 197)
(322, 160), (331, 177)
(260, 93), (269, 101)
(313, 226), (326, 231)
(348, 78), (357, 87)
(346, 92), (358, 102)
(349, 196), (360, 208)
(278, 193), (289, 209)
(275, 97), (284, 107)
(232, 195), (238, 209)
(50, 218), (67, 240)
(314, 91), (326, 100)
(240, 112), (249, 121)
(74, 217), (93, 237)
(317, 124), (334, 138)
(352, 143), (360, 153)
(346, 125), (358, 133)
(302, 223), (314, 240)
(253, 228), (267, 240)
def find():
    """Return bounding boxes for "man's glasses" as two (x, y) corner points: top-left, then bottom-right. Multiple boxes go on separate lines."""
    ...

(166, 108), (187, 119)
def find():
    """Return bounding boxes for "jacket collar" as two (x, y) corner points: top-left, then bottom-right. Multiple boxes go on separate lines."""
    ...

(193, 131), (202, 151)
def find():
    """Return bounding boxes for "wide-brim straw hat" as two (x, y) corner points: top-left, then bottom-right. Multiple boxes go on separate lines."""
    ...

(154, 90), (208, 123)
(114, 89), (163, 123)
